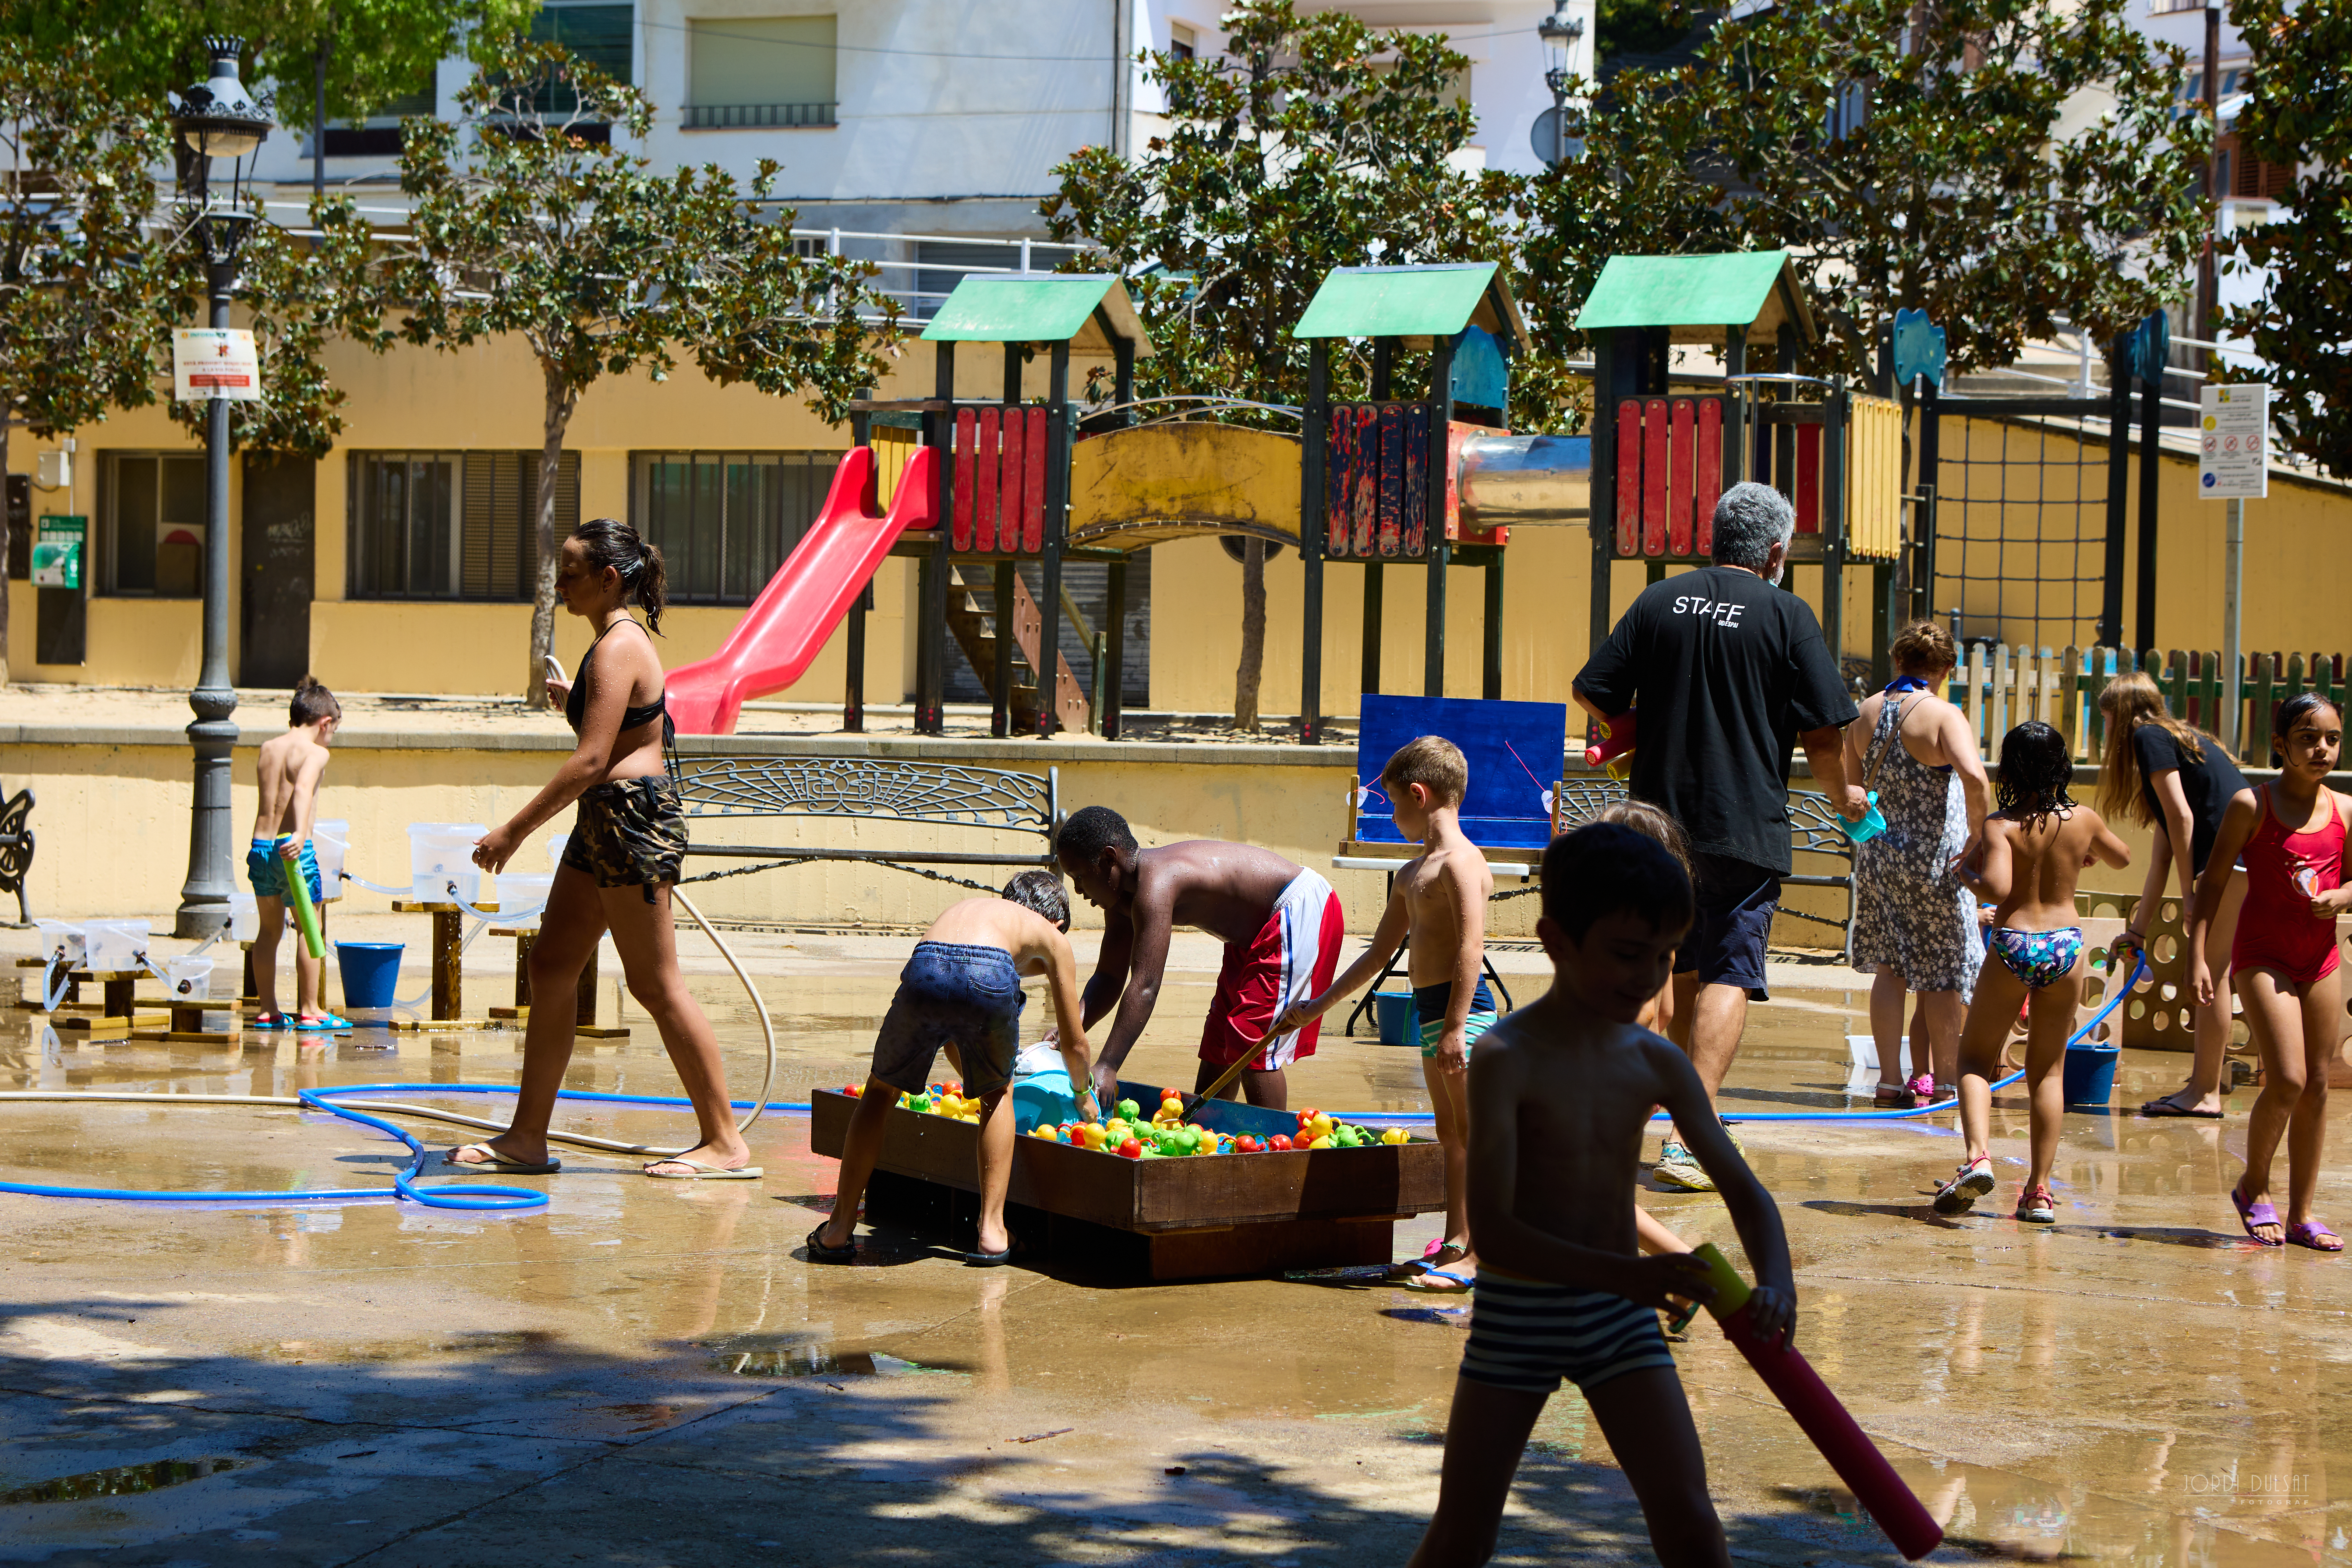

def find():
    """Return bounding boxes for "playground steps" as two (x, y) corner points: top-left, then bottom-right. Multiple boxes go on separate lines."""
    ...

(943, 567), (1043, 729)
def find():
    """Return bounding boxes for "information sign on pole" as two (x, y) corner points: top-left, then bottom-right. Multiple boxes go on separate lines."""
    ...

(2198, 385), (2267, 500)
(171, 328), (262, 402)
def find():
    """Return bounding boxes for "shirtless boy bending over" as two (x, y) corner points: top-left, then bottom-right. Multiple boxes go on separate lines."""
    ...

(1055, 806), (1343, 1112)
(247, 676), (343, 1031)
(1409, 823), (1796, 1568)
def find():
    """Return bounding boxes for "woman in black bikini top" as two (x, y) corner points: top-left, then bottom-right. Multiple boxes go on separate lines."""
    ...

(457, 517), (757, 1182)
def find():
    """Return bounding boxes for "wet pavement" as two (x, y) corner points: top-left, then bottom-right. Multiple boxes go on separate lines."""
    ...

(3, 932), (2348, 1565)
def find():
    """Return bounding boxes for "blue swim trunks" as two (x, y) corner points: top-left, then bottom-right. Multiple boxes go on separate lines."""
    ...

(1415, 977), (1498, 1060)
(248, 837), (323, 904)
(870, 941), (1028, 1098)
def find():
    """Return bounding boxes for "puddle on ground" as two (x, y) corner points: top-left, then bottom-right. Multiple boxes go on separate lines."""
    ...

(711, 1347), (925, 1379)
(1, 1457), (241, 1505)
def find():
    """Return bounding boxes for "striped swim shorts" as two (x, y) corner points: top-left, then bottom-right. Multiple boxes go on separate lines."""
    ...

(1460, 1272), (1679, 1396)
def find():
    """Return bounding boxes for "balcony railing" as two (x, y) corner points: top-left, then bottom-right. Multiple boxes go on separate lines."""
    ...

(685, 101), (837, 129)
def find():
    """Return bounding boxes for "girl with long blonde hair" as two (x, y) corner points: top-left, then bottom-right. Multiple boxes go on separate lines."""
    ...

(2098, 671), (2251, 1119)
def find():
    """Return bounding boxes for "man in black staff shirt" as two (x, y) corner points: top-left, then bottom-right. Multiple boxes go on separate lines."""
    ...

(1574, 482), (1866, 1192)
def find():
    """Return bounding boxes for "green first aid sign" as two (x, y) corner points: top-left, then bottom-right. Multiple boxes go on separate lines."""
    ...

(31, 515), (85, 590)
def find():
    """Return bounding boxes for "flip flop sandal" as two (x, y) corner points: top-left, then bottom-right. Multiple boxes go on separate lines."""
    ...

(643, 1158), (764, 1180)
(295, 1013), (352, 1032)
(443, 1142), (560, 1175)
(966, 1246), (1015, 1267)
(1401, 1268), (1474, 1295)
(2140, 1096), (2223, 1119)
(2285, 1219), (2342, 1253)
(2231, 1184), (2285, 1246)
(805, 1224), (856, 1264)
(1388, 1240), (1466, 1280)
(1872, 1083), (1910, 1106)
(251, 1012), (294, 1031)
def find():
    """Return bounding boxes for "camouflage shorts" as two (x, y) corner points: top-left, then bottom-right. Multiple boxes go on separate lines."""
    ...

(564, 776), (688, 890)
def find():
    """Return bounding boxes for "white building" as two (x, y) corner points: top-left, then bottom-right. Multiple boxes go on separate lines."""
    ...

(240, 0), (1583, 309)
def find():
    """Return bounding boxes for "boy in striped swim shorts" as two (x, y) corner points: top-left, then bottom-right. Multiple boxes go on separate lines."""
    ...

(1408, 824), (1797, 1568)
(1268, 735), (1496, 1292)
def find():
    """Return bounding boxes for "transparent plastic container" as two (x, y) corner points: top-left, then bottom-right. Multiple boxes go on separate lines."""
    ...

(33, 919), (84, 969)
(83, 919), (151, 973)
(497, 872), (554, 930)
(313, 818), (350, 901)
(408, 823), (486, 904)
(547, 834), (569, 867)
(227, 893), (260, 943)
(165, 956), (214, 999)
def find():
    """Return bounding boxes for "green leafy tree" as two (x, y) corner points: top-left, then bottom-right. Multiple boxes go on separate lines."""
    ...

(2223, 0), (2352, 477)
(391, 39), (894, 703)
(0, 39), (180, 683)
(1707, 0), (2207, 380)
(1044, 0), (1519, 728)
(0, 0), (534, 138)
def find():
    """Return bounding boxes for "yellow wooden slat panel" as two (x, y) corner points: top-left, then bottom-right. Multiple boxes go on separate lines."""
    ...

(1846, 393), (1902, 559)
(871, 426), (918, 509)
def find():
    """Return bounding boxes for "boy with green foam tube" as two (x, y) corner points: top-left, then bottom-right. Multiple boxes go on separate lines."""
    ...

(248, 676), (344, 1031)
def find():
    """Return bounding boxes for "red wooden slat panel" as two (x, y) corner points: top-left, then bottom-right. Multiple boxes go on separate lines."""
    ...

(1326, 404), (1345, 557)
(1795, 424), (1820, 533)
(1402, 401), (1429, 556)
(952, 407), (976, 551)
(1615, 398), (1642, 557)
(1668, 397), (1696, 556)
(974, 406), (1000, 553)
(1641, 398), (1669, 557)
(1693, 397), (1723, 556)
(1377, 402), (1404, 557)
(1352, 406), (1376, 555)
(998, 404), (1026, 553)
(1022, 406), (1047, 553)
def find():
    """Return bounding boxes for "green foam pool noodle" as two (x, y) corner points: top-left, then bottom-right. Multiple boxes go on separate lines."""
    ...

(277, 836), (325, 960)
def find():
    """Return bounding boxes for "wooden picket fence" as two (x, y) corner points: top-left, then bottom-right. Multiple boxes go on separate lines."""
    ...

(1942, 645), (2350, 765)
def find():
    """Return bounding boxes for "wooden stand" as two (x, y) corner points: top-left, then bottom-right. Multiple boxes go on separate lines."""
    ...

(133, 997), (241, 1046)
(386, 899), (496, 1031)
(46, 969), (165, 1040)
(485, 927), (630, 1038)
(810, 1083), (1444, 1281)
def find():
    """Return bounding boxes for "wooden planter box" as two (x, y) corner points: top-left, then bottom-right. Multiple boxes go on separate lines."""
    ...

(810, 1082), (1446, 1281)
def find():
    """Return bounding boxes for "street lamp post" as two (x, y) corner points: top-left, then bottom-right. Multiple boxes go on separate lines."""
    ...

(169, 38), (271, 938)
(1535, 2), (1587, 168)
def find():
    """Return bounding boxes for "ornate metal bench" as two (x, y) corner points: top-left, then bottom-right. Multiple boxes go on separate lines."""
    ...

(0, 788), (33, 927)
(1554, 779), (1857, 961)
(663, 751), (1061, 894)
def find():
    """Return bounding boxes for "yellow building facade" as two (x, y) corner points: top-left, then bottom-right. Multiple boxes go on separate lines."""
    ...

(7, 324), (2351, 712)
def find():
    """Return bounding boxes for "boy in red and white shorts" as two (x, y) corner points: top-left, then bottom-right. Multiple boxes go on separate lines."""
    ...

(1056, 805), (1343, 1111)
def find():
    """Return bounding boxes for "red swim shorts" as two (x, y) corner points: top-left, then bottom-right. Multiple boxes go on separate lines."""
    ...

(1200, 869), (1344, 1070)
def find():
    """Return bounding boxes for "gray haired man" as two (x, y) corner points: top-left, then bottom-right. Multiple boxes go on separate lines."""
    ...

(1572, 482), (1866, 1190)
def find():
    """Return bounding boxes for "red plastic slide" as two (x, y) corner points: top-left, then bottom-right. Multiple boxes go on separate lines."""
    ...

(666, 445), (937, 735)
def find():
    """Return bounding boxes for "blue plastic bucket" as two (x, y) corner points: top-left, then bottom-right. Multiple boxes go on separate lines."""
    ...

(1374, 992), (1417, 1047)
(2062, 1045), (2120, 1108)
(336, 942), (405, 1010)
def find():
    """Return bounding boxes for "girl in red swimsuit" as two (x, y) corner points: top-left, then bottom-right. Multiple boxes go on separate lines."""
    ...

(2190, 693), (2350, 1252)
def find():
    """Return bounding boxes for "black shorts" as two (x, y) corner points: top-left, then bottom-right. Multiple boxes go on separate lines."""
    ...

(1673, 851), (1779, 999)
(564, 776), (688, 890)
(870, 942), (1027, 1098)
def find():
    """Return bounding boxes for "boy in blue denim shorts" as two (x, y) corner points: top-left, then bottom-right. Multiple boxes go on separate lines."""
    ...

(812, 871), (1096, 1267)
(246, 676), (343, 1030)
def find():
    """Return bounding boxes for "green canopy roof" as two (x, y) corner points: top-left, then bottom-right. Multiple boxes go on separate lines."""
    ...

(920, 273), (1153, 355)
(1291, 263), (1529, 352)
(1574, 251), (1817, 346)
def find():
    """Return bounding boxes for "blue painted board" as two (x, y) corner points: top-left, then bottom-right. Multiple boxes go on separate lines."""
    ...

(1353, 694), (1567, 851)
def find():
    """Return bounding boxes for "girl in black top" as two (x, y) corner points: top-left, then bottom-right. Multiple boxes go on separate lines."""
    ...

(2098, 671), (2251, 1118)
(455, 518), (757, 1180)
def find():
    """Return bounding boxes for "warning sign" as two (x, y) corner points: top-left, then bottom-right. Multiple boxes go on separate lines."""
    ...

(171, 328), (261, 402)
(2198, 385), (2267, 501)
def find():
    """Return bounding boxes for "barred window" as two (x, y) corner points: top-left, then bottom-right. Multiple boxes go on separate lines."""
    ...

(347, 450), (578, 600)
(630, 452), (840, 605)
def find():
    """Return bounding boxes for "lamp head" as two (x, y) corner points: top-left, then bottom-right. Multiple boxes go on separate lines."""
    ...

(171, 37), (272, 162)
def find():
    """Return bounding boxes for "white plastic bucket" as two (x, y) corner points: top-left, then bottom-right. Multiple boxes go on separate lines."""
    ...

(547, 834), (569, 867)
(408, 823), (486, 905)
(33, 919), (84, 969)
(166, 956), (214, 999)
(227, 893), (260, 943)
(313, 819), (349, 901)
(84, 919), (150, 974)
(498, 872), (554, 930)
